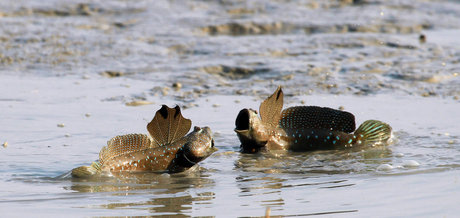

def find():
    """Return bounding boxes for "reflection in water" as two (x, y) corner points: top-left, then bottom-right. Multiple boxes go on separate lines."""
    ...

(235, 148), (394, 175)
(63, 167), (215, 216)
(96, 195), (194, 215)
(232, 147), (394, 215)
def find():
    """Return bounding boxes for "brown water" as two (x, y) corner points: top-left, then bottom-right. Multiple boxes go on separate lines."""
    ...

(1, 0), (460, 217)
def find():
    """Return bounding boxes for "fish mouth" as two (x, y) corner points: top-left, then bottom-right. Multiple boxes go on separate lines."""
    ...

(235, 109), (250, 131)
(210, 139), (218, 152)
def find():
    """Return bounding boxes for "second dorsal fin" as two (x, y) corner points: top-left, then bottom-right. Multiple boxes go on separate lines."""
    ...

(99, 134), (152, 166)
(279, 106), (356, 133)
(259, 86), (284, 127)
(146, 105), (192, 146)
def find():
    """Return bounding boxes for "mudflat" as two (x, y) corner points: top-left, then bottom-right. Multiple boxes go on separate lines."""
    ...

(1, 0), (459, 217)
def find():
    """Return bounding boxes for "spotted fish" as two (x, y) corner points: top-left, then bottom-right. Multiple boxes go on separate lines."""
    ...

(71, 105), (217, 177)
(235, 86), (392, 153)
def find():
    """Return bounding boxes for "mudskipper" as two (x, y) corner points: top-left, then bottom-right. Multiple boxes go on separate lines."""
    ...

(235, 86), (392, 153)
(72, 105), (217, 177)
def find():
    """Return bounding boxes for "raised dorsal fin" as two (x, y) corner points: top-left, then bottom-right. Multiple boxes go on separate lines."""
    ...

(99, 134), (152, 166)
(146, 105), (192, 146)
(279, 106), (356, 133)
(259, 86), (284, 127)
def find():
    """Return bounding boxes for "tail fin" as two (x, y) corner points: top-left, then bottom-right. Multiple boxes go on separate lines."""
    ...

(71, 162), (101, 178)
(354, 120), (392, 146)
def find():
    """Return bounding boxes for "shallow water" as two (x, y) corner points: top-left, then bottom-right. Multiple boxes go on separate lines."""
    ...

(1, 0), (460, 217)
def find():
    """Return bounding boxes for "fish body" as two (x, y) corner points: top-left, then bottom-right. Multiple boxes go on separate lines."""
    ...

(71, 105), (217, 177)
(100, 127), (214, 173)
(277, 128), (358, 151)
(235, 86), (392, 153)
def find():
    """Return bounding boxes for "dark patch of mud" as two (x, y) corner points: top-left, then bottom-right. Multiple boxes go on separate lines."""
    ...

(202, 22), (425, 36)
(0, 3), (145, 17)
(304, 23), (424, 34)
(200, 65), (270, 80)
(202, 22), (297, 36)
(100, 71), (136, 78)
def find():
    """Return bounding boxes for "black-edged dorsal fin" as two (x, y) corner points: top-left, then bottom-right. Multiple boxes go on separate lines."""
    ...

(99, 134), (152, 166)
(146, 105), (192, 146)
(259, 86), (284, 127)
(279, 106), (356, 133)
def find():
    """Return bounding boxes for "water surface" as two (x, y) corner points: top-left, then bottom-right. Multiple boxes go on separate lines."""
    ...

(1, 0), (460, 217)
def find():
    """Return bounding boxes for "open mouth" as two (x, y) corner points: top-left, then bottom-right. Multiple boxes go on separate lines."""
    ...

(235, 109), (250, 131)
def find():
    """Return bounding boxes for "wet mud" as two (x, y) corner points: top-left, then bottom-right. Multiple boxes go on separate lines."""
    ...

(1, 0), (460, 217)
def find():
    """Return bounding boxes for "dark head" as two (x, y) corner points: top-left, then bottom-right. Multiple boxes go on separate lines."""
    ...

(180, 126), (217, 167)
(235, 108), (271, 153)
